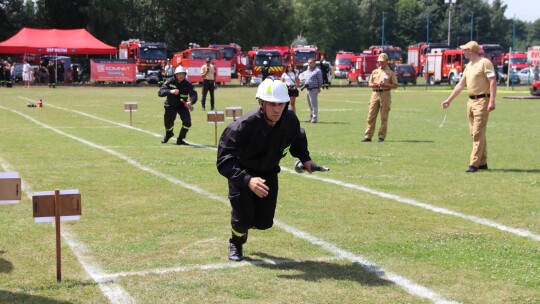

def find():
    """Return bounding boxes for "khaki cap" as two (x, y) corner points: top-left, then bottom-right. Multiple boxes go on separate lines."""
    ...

(460, 41), (480, 53)
(377, 53), (389, 62)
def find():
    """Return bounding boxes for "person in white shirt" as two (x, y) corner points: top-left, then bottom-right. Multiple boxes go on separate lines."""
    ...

(280, 64), (300, 112)
(22, 60), (32, 88)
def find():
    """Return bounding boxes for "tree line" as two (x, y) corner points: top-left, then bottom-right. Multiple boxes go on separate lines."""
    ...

(1, 0), (539, 60)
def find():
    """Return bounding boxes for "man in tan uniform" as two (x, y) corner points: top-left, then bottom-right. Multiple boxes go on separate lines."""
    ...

(201, 57), (216, 110)
(441, 41), (497, 172)
(361, 53), (398, 142)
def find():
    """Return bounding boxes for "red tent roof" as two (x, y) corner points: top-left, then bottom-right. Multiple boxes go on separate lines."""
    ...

(0, 28), (116, 55)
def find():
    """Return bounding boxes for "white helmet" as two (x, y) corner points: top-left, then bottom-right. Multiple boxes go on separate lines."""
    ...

(255, 78), (289, 103)
(174, 65), (187, 74)
(263, 61), (268, 65)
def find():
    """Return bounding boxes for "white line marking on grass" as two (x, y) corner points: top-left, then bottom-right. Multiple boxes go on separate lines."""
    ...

(280, 170), (540, 242)
(98, 256), (340, 281)
(0, 156), (136, 304)
(26, 100), (540, 242)
(2, 105), (460, 304)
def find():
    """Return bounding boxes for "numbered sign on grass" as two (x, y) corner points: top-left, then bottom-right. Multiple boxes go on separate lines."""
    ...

(32, 189), (82, 223)
(0, 172), (21, 204)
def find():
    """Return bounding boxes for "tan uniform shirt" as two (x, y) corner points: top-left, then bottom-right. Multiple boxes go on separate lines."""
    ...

(461, 58), (495, 96)
(201, 64), (215, 81)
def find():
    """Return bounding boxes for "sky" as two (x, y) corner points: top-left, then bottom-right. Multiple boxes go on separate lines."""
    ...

(487, 0), (539, 22)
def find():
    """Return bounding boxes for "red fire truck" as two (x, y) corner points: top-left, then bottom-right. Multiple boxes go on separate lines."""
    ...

(253, 46), (289, 77)
(346, 54), (378, 86)
(527, 46), (540, 66)
(334, 51), (355, 78)
(424, 49), (465, 85)
(480, 44), (503, 65)
(366, 45), (403, 66)
(171, 47), (231, 83)
(208, 43), (242, 77)
(291, 45), (323, 69)
(118, 39), (167, 82)
(407, 42), (449, 76)
(503, 52), (529, 71)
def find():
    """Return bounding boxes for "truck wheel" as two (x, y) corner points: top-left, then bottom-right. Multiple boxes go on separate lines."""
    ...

(533, 88), (540, 96)
(347, 79), (351, 86)
(429, 75), (435, 86)
(449, 74), (457, 86)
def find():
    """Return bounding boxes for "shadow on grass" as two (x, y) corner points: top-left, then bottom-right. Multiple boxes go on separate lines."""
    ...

(0, 290), (73, 304)
(0, 250), (13, 274)
(301, 121), (350, 125)
(248, 252), (392, 286)
(489, 168), (540, 173)
(386, 140), (434, 143)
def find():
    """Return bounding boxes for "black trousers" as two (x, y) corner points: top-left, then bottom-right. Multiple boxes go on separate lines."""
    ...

(163, 105), (191, 138)
(229, 174), (278, 244)
(201, 79), (215, 109)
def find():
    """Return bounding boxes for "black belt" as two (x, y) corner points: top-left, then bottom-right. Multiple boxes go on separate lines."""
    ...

(373, 89), (390, 92)
(469, 94), (490, 100)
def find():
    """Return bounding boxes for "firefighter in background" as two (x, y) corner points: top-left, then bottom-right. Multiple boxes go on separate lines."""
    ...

(262, 60), (270, 81)
(361, 53), (398, 142)
(320, 55), (330, 89)
(217, 78), (316, 261)
(158, 65), (198, 145)
(201, 57), (216, 111)
(47, 60), (56, 88)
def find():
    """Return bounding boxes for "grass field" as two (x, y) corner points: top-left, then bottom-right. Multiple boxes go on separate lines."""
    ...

(1, 82), (539, 304)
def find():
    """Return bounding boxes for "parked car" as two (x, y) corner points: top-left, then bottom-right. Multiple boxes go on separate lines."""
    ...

(516, 67), (536, 85)
(394, 64), (417, 85)
(298, 61), (332, 86)
(531, 81), (540, 96)
(497, 66), (520, 85)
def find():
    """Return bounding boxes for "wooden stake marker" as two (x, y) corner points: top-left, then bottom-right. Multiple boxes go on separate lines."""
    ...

(207, 111), (225, 146)
(225, 106), (243, 121)
(124, 102), (138, 126)
(33, 189), (82, 282)
(0, 172), (21, 204)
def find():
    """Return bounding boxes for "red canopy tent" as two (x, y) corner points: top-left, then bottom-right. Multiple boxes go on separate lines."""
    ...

(0, 28), (116, 55)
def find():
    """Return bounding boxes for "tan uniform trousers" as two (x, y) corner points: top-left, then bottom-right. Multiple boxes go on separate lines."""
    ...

(364, 90), (391, 139)
(467, 97), (489, 167)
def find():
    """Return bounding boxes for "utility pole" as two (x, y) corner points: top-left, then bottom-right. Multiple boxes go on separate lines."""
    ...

(445, 0), (457, 46)
(382, 12), (385, 48)
(470, 12), (474, 41)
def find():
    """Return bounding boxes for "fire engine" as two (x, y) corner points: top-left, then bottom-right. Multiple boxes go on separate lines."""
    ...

(346, 54), (378, 86)
(118, 39), (167, 82)
(291, 45), (323, 69)
(254, 46), (289, 76)
(527, 46), (540, 66)
(424, 49), (465, 85)
(235, 46), (291, 85)
(366, 45), (403, 66)
(407, 42), (449, 76)
(208, 43), (242, 77)
(503, 52), (529, 71)
(171, 47), (231, 84)
(480, 44), (503, 65)
(334, 51), (355, 78)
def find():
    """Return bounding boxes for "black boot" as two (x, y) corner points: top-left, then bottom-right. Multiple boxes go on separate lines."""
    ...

(176, 127), (189, 145)
(228, 242), (243, 261)
(161, 131), (174, 143)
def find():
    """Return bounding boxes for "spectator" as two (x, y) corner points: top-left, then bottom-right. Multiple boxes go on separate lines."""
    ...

(22, 59), (32, 88)
(361, 53), (398, 142)
(201, 57), (216, 110)
(303, 58), (323, 123)
(320, 55), (331, 89)
(280, 64), (300, 112)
